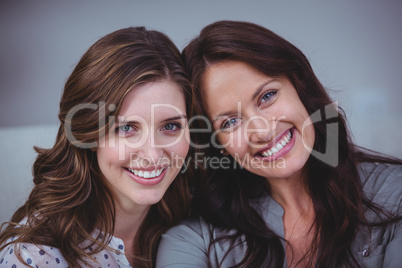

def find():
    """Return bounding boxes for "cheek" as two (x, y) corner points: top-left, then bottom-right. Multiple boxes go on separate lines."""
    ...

(165, 141), (189, 171)
(168, 138), (190, 159)
(302, 121), (315, 150)
(292, 107), (315, 149)
(97, 145), (124, 171)
(98, 135), (127, 160)
(221, 133), (249, 157)
(217, 130), (244, 147)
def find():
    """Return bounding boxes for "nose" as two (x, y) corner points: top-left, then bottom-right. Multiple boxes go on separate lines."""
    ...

(129, 131), (163, 167)
(247, 115), (273, 145)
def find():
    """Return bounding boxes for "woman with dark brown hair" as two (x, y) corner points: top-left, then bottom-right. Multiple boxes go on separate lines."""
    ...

(0, 26), (193, 267)
(156, 21), (402, 268)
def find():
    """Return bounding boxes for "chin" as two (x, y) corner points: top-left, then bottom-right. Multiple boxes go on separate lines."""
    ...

(250, 158), (306, 180)
(135, 192), (165, 206)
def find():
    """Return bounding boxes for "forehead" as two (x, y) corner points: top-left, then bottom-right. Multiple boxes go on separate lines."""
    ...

(202, 61), (270, 112)
(203, 61), (269, 93)
(119, 80), (186, 117)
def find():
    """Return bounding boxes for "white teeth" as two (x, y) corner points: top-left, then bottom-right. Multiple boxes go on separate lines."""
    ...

(261, 130), (293, 157)
(127, 168), (164, 179)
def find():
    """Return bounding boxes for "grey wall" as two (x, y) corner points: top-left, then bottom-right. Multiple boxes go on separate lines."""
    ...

(1, 0), (401, 223)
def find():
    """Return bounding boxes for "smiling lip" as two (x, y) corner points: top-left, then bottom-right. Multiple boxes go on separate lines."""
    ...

(124, 166), (168, 186)
(255, 128), (295, 161)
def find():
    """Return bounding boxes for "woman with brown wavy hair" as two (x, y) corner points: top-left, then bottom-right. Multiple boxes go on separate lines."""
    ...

(156, 21), (402, 267)
(0, 26), (193, 267)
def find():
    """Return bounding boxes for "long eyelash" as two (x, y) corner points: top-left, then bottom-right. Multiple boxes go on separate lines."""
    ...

(260, 90), (278, 104)
(220, 118), (237, 130)
(115, 124), (134, 133)
(163, 122), (183, 131)
(221, 121), (230, 129)
(172, 122), (183, 129)
(220, 120), (228, 130)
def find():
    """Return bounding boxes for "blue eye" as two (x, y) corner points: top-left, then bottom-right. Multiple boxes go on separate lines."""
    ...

(221, 118), (239, 130)
(115, 124), (136, 137)
(261, 91), (277, 103)
(118, 125), (133, 132)
(161, 123), (181, 132)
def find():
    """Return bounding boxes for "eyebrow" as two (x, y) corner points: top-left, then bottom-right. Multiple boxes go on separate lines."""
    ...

(212, 79), (279, 122)
(161, 114), (187, 123)
(212, 112), (234, 123)
(250, 79), (279, 101)
(116, 114), (187, 124)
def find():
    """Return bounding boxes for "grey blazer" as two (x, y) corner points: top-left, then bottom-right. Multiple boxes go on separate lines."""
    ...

(156, 162), (402, 268)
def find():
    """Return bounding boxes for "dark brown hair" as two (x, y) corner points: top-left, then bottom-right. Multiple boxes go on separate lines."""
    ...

(0, 26), (193, 267)
(183, 20), (401, 267)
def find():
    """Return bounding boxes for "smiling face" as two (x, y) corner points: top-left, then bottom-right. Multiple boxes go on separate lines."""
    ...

(202, 61), (315, 181)
(96, 80), (189, 213)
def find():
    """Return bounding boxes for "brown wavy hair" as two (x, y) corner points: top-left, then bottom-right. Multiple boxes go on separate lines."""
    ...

(0, 26), (193, 267)
(183, 20), (402, 267)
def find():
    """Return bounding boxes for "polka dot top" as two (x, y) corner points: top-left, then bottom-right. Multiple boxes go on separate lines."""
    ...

(0, 229), (132, 268)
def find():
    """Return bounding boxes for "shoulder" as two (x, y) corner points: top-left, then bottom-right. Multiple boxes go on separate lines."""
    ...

(156, 217), (212, 268)
(0, 239), (67, 267)
(159, 216), (211, 253)
(164, 216), (209, 236)
(359, 163), (402, 216)
(358, 162), (402, 205)
(354, 162), (402, 266)
(157, 216), (249, 268)
(0, 236), (130, 268)
(358, 161), (402, 183)
(0, 220), (67, 267)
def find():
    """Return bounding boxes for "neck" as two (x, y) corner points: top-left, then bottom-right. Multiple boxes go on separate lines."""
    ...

(113, 204), (150, 255)
(267, 169), (311, 214)
(267, 170), (316, 267)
